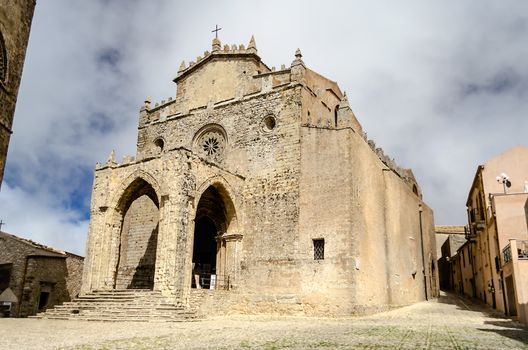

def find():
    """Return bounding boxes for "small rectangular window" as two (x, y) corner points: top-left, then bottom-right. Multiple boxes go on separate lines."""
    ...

(313, 239), (324, 260)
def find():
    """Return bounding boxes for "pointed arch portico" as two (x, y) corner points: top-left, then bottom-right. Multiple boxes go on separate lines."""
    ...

(83, 169), (167, 292)
(189, 176), (243, 290)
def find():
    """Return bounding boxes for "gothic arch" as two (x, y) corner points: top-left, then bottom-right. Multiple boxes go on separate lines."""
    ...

(107, 171), (163, 290)
(109, 169), (163, 213)
(194, 175), (240, 233)
(191, 176), (242, 289)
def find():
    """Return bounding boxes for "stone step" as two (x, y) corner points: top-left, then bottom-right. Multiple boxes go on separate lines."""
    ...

(35, 289), (199, 322)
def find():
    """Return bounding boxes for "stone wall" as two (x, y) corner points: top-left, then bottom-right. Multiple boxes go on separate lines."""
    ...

(0, 232), (84, 317)
(0, 0), (35, 186)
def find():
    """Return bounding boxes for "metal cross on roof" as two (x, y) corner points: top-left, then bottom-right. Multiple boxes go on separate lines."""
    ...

(212, 24), (222, 39)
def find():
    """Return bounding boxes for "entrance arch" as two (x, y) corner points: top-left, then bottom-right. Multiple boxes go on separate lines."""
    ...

(192, 183), (241, 289)
(114, 178), (159, 290)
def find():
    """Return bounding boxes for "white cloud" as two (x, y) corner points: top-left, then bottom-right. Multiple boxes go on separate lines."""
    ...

(0, 183), (88, 255)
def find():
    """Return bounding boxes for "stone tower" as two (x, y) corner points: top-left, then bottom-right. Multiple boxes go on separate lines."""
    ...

(81, 37), (438, 316)
(0, 0), (36, 187)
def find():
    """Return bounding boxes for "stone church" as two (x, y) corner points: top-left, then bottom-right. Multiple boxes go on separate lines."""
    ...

(80, 36), (438, 316)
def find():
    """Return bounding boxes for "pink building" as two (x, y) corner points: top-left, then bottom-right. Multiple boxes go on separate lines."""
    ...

(465, 145), (528, 323)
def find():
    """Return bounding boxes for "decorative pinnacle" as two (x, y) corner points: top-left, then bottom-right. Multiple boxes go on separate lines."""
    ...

(340, 91), (350, 108)
(107, 149), (116, 165)
(178, 61), (186, 72)
(247, 35), (257, 53)
(291, 48), (305, 69)
(212, 37), (221, 52)
(295, 48), (302, 59)
(143, 96), (151, 109)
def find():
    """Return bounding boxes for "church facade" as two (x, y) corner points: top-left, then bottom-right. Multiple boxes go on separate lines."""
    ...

(81, 37), (438, 316)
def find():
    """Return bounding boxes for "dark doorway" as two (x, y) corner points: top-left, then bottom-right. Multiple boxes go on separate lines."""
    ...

(192, 184), (239, 290)
(192, 185), (234, 289)
(0, 263), (12, 291)
(192, 216), (218, 289)
(505, 276), (517, 316)
(37, 292), (49, 311)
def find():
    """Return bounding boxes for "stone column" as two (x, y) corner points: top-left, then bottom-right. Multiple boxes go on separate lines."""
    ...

(215, 235), (226, 289)
(222, 233), (243, 290)
(172, 197), (195, 305)
(154, 195), (178, 296)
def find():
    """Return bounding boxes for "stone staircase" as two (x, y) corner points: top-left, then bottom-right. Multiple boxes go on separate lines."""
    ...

(32, 289), (199, 322)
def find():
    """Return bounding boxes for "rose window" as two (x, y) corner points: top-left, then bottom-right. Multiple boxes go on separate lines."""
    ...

(194, 128), (226, 160)
(202, 136), (220, 155)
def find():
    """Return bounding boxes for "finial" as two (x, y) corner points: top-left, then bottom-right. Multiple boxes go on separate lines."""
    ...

(178, 61), (186, 72)
(290, 48), (306, 81)
(291, 48), (305, 69)
(247, 35), (257, 54)
(340, 92), (350, 109)
(107, 150), (116, 165)
(295, 48), (302, 59)
(144, 96), (151, 109)
(212, 38), (221, 52)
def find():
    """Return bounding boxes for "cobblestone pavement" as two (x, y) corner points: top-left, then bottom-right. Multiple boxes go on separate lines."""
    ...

(1, 292), (527, 349)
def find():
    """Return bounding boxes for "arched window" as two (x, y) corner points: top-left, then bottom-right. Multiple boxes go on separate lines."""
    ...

(334, 105), (339, 127)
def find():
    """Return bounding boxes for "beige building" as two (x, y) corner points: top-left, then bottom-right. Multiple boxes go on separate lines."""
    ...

(451, 241), (475, 297)
(436, 225), (465, 291)
(0, 0), (36, 187)
(0, 231), (84, 317)
(465, 145), (528, 322)
(74, 37), (438, 318)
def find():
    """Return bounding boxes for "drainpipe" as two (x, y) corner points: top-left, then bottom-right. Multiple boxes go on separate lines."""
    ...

(419, 204), (428, 301)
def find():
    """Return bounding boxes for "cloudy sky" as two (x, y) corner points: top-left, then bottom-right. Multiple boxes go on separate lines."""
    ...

(1, 1), (527, 255)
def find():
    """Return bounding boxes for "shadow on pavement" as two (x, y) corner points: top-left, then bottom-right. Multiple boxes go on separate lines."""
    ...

(438, 291), (528, 344)
(478, 326), (528, 345)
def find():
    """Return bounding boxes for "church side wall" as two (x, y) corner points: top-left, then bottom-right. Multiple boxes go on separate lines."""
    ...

(297, 90), (437, 314)
(298, 122), (394, 314)
(298, 125), (361, 314)
(383, 171), (437, 305)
